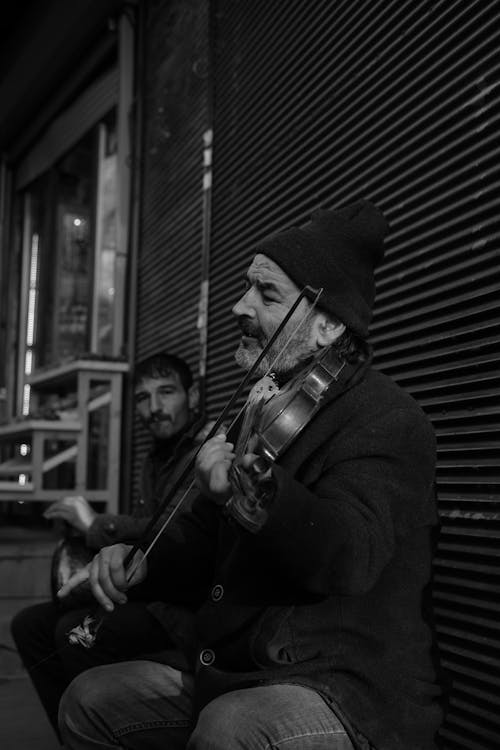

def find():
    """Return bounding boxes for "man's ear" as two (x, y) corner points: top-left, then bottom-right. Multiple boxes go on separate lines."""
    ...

(188, 381), (200, 411)
(313, 313), (346, 347)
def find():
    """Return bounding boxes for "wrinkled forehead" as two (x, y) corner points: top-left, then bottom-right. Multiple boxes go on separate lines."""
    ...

(247, 253), (299, 294)
(134, 372), (183, 394)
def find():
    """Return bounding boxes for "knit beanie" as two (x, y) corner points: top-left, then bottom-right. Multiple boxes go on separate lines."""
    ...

(255, 200), (389, 338)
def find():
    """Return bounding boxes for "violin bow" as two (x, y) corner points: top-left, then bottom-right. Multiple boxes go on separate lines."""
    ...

(63, 284), (323, 645)
(130, 284), (325, 576)
(121, 284), (323, 567)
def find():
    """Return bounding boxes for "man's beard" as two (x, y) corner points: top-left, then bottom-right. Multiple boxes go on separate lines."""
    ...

(234, 314), (316, 376)
(146, 416), (175, 440)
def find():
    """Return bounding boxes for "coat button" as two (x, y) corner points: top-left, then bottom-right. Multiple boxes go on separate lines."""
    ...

(211, 584), (224, 602)
(199, 648), (215, 666)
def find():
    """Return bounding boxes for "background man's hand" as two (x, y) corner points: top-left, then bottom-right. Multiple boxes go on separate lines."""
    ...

(195, 433), (235, 504)
(44, 495), (97, 532)
(57, 543), (147, 611)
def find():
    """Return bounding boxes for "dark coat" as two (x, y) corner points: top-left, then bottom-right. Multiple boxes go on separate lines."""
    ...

(144, 368), (444, 750)
(85, 422), (202, 550)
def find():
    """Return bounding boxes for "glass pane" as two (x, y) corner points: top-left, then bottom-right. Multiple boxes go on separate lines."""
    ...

(52, 133), (94, 363)
(94, 116), (118, 355)
(25, 131), (95, 371)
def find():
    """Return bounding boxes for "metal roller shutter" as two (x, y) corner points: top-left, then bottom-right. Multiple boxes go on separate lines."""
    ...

(207, 1), (500, 748)
(130, 0), (209, 503)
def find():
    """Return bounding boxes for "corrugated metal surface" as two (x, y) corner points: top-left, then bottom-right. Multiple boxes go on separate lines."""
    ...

(207, 1), (500, 747)
(130, 0), (209, 502)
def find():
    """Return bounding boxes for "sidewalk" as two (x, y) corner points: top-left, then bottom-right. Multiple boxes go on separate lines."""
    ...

(0, 523), (60, 748)
(0, 647), (58, 750)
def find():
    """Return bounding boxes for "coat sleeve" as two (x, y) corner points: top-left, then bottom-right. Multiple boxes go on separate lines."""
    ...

(85, 514), (152, 550)
(245, 406), (437, 597)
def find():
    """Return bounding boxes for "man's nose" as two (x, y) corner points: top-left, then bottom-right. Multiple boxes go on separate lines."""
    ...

(232, 290), (255, 318)
(150, 393), (161, 413)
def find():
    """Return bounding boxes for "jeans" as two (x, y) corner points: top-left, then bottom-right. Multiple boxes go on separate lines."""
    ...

(59, 660), (355, 749)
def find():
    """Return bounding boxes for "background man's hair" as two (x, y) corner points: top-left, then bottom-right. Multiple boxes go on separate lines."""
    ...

(133, 352), (193, 392)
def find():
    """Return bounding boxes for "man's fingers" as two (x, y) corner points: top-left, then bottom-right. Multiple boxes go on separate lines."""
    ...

(57, 566), (89, 599)
(197, 438), (235, 470)
(87, 556), (118, 611)
(91, 552), (130, 611)
(44, 506), (69, 518)
(209, 461), (231, 493)
(43, 501), (64, 516)
(109, 550), (129, 592)
(126, 550), (147, 586)
(240, 453), (259, 470)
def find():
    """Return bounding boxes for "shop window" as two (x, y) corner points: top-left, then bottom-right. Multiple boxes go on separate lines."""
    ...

(21, 113), (118, 414)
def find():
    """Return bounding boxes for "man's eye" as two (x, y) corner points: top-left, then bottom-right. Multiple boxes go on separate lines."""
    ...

(262, 294), (273, 303)
(134, 394), (147, 403)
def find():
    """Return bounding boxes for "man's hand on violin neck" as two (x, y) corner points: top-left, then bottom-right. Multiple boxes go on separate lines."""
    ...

(57, 544), (147, 612)
(195, 433), (235, 505)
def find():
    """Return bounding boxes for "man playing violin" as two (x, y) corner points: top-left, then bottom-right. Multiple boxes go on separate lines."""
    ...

(58, 201), (444, 750)
(11, 352), (208, 739)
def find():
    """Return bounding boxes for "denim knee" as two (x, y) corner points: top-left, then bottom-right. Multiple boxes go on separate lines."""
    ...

(59, 667), (104, 735)
(188, 694), (255, 749)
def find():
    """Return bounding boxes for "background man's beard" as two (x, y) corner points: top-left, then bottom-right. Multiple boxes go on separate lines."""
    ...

(235, 320), (316, 376)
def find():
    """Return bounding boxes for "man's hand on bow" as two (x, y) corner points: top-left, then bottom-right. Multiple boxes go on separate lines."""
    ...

(57, 543), (147, 611)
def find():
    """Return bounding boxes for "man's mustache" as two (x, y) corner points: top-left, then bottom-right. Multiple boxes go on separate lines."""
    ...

(147, 414), (173, 425)
(238, 318), (265, 342)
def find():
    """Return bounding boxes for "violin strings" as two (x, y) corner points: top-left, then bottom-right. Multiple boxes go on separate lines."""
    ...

(263, 287), (324, 376)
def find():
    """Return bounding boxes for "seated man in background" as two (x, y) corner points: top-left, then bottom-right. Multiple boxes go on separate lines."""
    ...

(11, 351), (209, 740)
(58, 201), (444, 750)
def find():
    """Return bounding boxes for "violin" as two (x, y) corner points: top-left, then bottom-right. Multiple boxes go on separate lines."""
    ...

(255, 346), (351, 464)
(227, 345), (361, 532)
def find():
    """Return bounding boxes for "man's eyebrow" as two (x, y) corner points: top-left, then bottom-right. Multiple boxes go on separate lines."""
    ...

(246, 274), (282, 295)
(258, 281), (281, 294)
